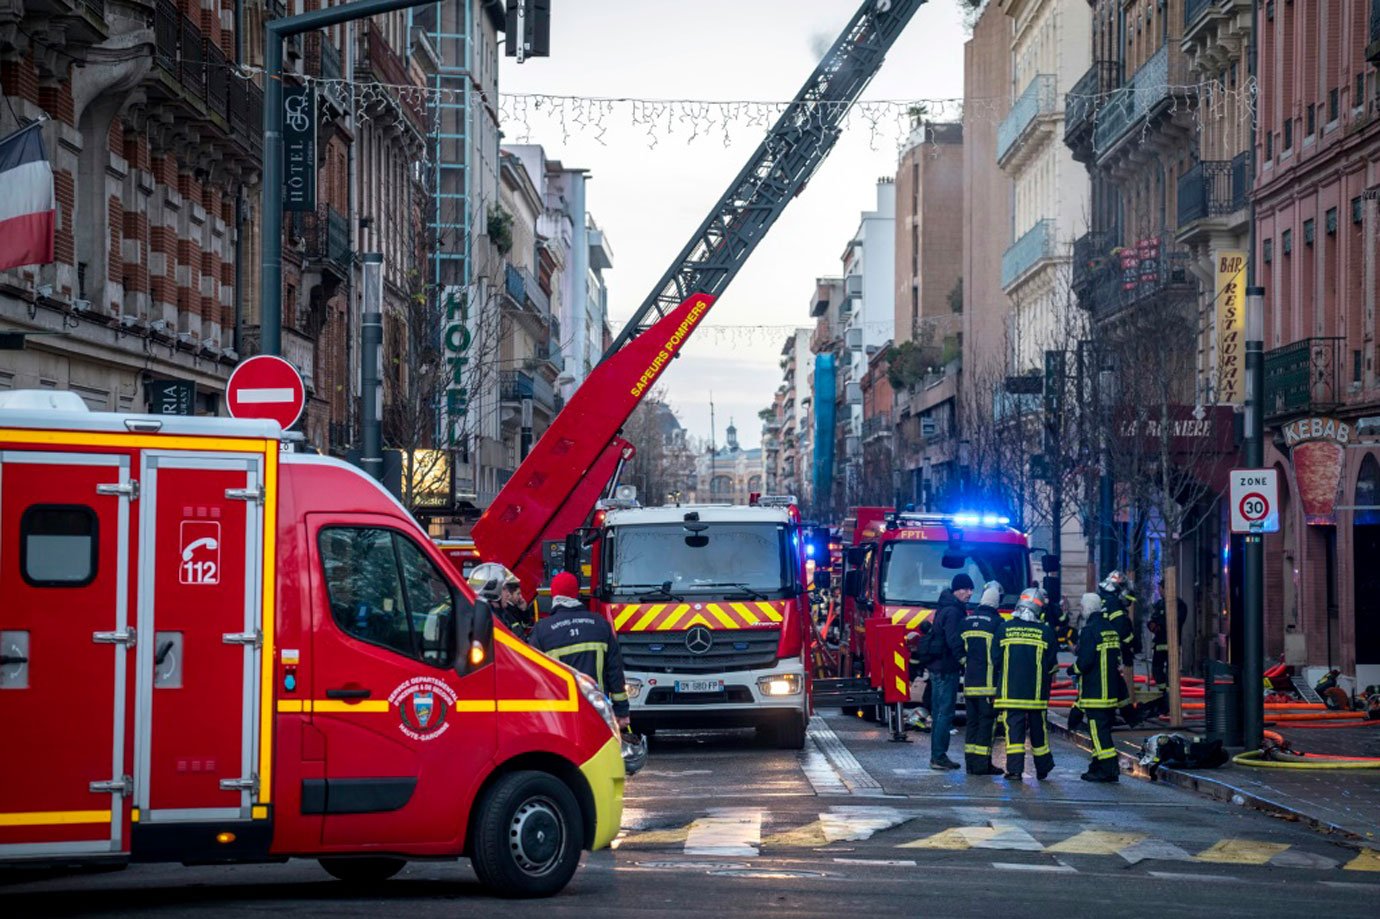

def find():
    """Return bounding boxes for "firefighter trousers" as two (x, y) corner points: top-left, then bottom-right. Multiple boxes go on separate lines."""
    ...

(1086, 708), (1120, 779)
(999, 709), (1053, 778)
(963, 695), (998, 773)
(1152, 649), (1169, 686)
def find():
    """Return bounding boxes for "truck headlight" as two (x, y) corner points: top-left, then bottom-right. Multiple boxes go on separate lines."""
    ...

(575, 671), (621, 738)
(625, 677), (644, 700)
(756, 674), (802, 696)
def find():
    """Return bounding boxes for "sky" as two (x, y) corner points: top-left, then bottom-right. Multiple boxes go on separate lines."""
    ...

(501, 0), (971, 449)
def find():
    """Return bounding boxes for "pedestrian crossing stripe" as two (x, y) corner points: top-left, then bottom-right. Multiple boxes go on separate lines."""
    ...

(1046, 830), (1146, 855)
(1194, 838), (1291, 865)
(1344, 848), (1380, 871)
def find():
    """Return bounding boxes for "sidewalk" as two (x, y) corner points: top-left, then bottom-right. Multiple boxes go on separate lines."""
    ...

(1046, 708), (1380, 846)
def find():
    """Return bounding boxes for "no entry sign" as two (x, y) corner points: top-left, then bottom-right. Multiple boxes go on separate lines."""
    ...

(1229, 468), (1280, 534)
(226, 355), (305, 431)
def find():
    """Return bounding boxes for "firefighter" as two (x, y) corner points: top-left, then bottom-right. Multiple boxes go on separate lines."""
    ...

(994, 587), (1058, 780)
(529, 571), (631, 727)
(1072, 590), (1127, 782)
(467, 562), (535, 638)
(1099, 570), (1140, 726)
(962, 580), (1005, 775)
(1147, 594), (1186, 687)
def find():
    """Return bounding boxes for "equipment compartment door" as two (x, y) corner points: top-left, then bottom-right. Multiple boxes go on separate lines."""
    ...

(135, 453), (263, 822)
(0, 451), (133, 858)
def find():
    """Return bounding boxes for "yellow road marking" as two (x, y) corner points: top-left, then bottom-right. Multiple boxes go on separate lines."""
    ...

(1047, 830), (1146, 855)
(613, 825), (692, 848)
(899, 827), (997, 850)
(762, 820), (829, 848)
(1343, 848), (1380, 871)
(1194, 839), (1290, 865)
(0, 810), (111, 827)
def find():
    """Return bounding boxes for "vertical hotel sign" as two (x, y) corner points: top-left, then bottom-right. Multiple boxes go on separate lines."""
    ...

(1215, 250), (1246, 405)
(283, 85), (316, 212)
(442, 286), (473, 448)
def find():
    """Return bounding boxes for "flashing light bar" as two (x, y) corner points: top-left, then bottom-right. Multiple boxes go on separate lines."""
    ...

(949, 513), (1011, 527)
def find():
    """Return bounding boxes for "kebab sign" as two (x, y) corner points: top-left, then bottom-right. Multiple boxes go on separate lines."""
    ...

(1282, 416), (1352, 525)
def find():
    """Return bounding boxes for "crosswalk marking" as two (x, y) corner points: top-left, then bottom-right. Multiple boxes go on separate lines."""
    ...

(684, 808), (762, 856)
(1268, 849), (1339, 870)
(1194, 839), (1291, 865)
(762, 806), (911, 848)
(1343, 848), (1380, 871)
(1046, 830), (1146, 855)
(1115, 837), (1193, 865)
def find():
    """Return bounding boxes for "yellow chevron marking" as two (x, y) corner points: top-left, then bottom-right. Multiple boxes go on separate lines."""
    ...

(907, 612), (928, 629)
(900, 827), (995, 850)
(1047, 830), (1146, 855)
(631, 604), (666, 632)
(891, 609), (910, 624)
(1194, 839), (1290, 865)
(761, 821), (829, 848)
(730, 602), (760, 625)
(757, 602), (783, 622)
(893, 651), (906, 671)
(705, 603), (739, 629)
(681, 613), (714, 630)
(895, 676), (908, 696)
(613, 824), (693, 849)
(1343, 848), (1380, 871)
(658, 604), (691, 631)
(614, 605), (640, 629)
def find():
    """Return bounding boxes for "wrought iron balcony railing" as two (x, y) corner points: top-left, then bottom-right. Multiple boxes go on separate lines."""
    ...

(180, 16), (205, 99)
(1367, 0), (1380, 64)
(206, 40), (229, 119)
(1093, 46), (1190, 158)
(1001, 218), (1057, 289)
(1177, 152), (1250, 225)
(1064, 61), (1120, 151)
(1264, 337), (1345, 422)
(296, 206), (352, 274)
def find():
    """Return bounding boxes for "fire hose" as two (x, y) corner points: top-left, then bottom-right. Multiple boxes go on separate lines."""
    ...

(1231, 729), (1380, 769)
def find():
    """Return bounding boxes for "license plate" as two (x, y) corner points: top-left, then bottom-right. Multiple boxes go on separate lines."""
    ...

(675, 679), (724, 694)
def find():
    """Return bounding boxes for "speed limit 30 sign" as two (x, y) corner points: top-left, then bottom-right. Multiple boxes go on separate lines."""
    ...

(1229, 468), (1280, 534)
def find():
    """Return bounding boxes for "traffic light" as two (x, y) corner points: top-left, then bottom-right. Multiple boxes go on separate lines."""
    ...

(505, 0), (550, 60)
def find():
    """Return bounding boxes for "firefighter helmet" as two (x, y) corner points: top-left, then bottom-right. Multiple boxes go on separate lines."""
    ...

(467, 562), (519, 603)
(621, 732), (649, 775)
(1014, 587), (1047, 622)
(1099, 570), (1131, 597)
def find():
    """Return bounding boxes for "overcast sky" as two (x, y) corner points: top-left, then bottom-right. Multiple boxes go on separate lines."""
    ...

(501, 0), (970, 449)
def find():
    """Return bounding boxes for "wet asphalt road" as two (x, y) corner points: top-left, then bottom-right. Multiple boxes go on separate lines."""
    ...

(5, 711), (1379, 917)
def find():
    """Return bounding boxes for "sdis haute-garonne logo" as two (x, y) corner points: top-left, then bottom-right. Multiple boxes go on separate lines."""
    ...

(389, 676), (458, 741)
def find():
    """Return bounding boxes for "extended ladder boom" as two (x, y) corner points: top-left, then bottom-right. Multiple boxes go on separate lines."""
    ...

(473, 0), (927, 591)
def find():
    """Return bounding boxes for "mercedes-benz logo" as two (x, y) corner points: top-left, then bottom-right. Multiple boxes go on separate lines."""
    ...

(684, 626), (713, 655)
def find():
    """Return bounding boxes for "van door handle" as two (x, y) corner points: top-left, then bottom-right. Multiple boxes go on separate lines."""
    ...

(325, 687), (372, 700)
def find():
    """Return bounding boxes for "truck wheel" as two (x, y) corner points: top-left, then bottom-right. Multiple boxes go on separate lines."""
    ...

(774, 715), (807, 750)
(318, 856), (406, 884)
(470, 771), (583, 898)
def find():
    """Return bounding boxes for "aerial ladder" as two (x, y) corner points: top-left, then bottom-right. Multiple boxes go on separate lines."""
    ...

(472, 0), (928, 591)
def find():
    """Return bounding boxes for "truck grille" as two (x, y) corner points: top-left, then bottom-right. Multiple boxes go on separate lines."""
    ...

(620, 629), (780, 674)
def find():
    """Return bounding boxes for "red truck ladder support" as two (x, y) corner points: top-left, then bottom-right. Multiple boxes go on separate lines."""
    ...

(473, 1), (929, 592)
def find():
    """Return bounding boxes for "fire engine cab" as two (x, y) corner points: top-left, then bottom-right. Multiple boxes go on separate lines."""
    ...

(586, 497), (817, 748)
(0, 393), (622, 897)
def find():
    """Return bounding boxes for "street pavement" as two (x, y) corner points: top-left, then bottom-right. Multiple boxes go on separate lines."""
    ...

(5, 711), (1379, 917)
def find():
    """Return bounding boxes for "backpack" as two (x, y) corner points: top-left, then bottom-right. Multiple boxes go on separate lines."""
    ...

(912, 622), (945, 668)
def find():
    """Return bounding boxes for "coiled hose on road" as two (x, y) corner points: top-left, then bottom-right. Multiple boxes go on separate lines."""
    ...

(1231, 729), (1380, 769)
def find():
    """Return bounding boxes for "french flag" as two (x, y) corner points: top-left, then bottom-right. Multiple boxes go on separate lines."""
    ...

(0, 123), (56, 271)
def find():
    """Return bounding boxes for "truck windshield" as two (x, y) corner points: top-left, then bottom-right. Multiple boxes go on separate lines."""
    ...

(607, 523), (788, 596)
(878, 541), (1028, 607)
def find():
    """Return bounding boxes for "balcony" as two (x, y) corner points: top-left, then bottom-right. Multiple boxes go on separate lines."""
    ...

(1368, 0), (1380, 65)
(1065, 62), (1120, 162)
(504, 263), (525, 304)
(357, 22), (427, 133)
(205, 40), (229, 121)
(1072, 228), (1120, 298)
(997, 75), (1058, 170)
(313, 36), (350, 114)
(500, 370), (556, 413)
(1001, 219), (1058, 290)
(1084, 240), (1197, 319)
(1183, 1), (1254, 66)
(1177, 153), (1250, 239)
(862, 413), (892, 442)
(296, 206), (352, 278)
(1264, 338), (1344, 422)
(1093, 45), (1193, 162)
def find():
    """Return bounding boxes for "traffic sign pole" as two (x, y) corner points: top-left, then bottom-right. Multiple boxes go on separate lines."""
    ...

(1243, 287), (1266, 751)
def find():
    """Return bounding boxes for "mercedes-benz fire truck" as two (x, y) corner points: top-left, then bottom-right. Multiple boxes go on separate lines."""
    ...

(0, 395), (622, 897)
(588, 498), (815, 749)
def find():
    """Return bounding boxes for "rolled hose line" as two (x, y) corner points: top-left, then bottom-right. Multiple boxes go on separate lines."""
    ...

(1231, 729), (1380, 769)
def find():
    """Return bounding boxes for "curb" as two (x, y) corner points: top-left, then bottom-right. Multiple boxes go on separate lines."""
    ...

(1045, 713), (1372, 844)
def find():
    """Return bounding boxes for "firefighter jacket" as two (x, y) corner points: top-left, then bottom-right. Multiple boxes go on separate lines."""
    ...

(994, 618), (1058, 710)
(1149, 599), (1187, 652)
(1103, 595), (1136, 666)
(529, 602), (630, 716)
(1072, 611), (1128, 709)
(961, 604), (1005, 697)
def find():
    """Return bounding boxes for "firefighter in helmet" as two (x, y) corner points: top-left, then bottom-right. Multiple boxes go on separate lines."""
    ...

(1072, 589), (1127, 782)
(468, 562), (535, 639)
(994, 587), (1058, 780)
(1099, 570), (1140, 725)
(961, 580), (1005, 775)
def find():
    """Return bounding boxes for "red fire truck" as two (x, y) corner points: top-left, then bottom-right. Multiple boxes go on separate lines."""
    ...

(0, 397), (623, 896)
(587, 498), (816, 748)
(813, 508), (1036, 724)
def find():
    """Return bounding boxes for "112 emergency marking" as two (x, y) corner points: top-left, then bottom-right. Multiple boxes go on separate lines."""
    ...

(179, 520), (221, 585)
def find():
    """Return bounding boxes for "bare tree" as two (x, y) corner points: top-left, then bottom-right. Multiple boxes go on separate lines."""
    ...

(620, 388), (697, 506)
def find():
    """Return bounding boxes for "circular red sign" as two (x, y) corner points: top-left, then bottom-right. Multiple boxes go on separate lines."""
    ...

(1238, 491), (1269, 522)
(226, 355), (305, 431)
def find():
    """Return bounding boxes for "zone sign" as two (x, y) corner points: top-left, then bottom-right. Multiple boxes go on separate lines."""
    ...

(1229, 468), (1280, 534)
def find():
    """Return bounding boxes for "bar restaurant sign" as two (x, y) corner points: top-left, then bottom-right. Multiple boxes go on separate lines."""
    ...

(1215, 250), (1246, 405)
(283, 85), (316, 213)
(1282, 416), (1352, 525)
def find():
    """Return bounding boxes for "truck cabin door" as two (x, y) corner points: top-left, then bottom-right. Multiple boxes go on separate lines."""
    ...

(306, 516), (496, 849)
(0, 451), (133, 858)
(134, 453), (264, 830)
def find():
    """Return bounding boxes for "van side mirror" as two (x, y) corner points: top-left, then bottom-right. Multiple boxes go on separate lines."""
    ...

(457, 598), (494, 675)
(563, 532), (582, 574)
(813, 569), (832, 591)
(842, 569), (862, 598)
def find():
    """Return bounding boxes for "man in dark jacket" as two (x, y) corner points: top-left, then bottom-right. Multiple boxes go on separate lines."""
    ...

(995, 588), (1058, 780)
(962, 580), (1005, 775)
(1072, 599), (1128, 782)
(921, 574), (971, 770)
(529, 571), (630, 726)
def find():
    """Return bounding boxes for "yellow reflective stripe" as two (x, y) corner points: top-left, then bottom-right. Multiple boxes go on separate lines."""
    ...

(546, 641), (609, 659)
(631, 604), (665, 632)
(680, 612), (714, 629)
(252, 805), (269, 820)
(907, 612), (926, 629)
(312, 700), (390, 713)
(277, 699), (307, 713)
(964, 744), (991, 754)
(259, 444), (278, 804)
(893, 651), (907, 671)
(495, 629), (580, 712)
(891, 609), (909, 624)
(756, 602), (784, 622)
(1031, 746), (1051, 756)
(730, 602), (760, 625)
(609, 691), (629, 702)
(0, 810), (112, 826)
(614, 605), (641, 629)
(659, 604), (691, 630)
(705, 603), (737, 629)
(895, 676), (909, 696)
